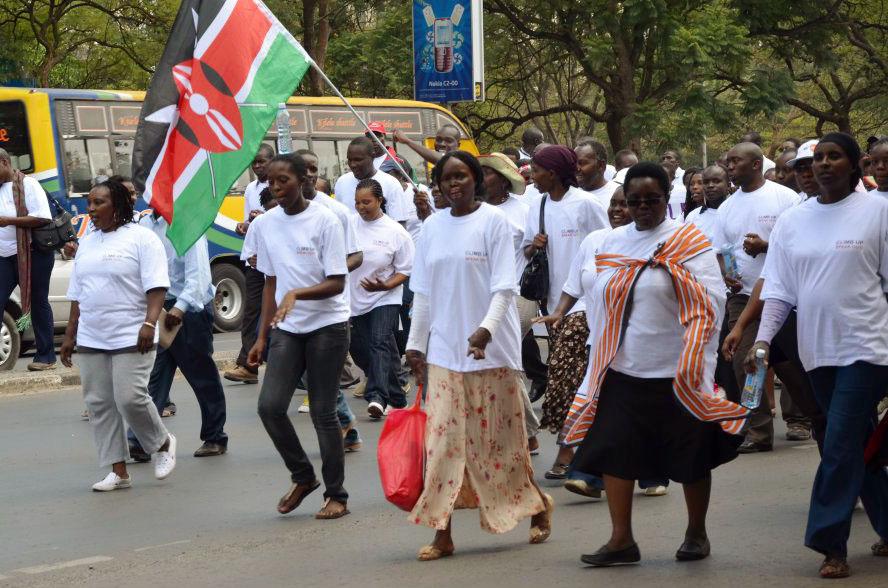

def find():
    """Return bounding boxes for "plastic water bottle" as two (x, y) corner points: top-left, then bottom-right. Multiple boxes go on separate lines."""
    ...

(275, 103), (292, 154)
(720, 244), (739, 279)
(741, 349), (767, 409)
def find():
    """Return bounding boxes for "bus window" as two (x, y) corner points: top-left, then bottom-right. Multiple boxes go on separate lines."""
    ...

(0, 101), (34, 172)
(394, 145), (430, 185)
(113, 138), (133, 179)
(312, 139), (341, 184)
(63, 139), (93, 194)
(335, 139), (352, 180)
(87, 138), (113, 182)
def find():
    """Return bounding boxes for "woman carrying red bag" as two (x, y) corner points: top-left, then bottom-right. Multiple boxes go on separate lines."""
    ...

(405, 151), (553, 562)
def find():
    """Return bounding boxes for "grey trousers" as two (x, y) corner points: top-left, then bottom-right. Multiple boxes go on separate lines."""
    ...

(81, 350), (169, 467)
(516, 296), (542, 438)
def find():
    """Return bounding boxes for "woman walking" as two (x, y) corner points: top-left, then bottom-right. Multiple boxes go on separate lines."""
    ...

(564, 163), (747, 566)
(248, 153), (351, 520)
(349, 178), (415, 417)
(406, 151), (552, 561)
(747, 133), (888, 579)
(60, 180), (176, 491)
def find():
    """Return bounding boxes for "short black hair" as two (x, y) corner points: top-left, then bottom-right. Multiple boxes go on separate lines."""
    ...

(502, 147), (520, 158)
(97, 179), (135, 229)
(295, 148), (317, 159)
(820, 132), (863, 192)
(437, 123), (461, 138)
(623, 162), (671, 198)
(432, 150), (487, 199)
(355, 177), (386, 213)
(349, 136), (375, 157)
(108, 174), (131, 184)
(256, 143), (275, 158)
(575, 139), (608, 162)
(269, 153), (308, 180)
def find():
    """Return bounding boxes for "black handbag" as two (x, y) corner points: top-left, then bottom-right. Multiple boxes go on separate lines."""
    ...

(32, 195), (77, 252)
(519, 195), (549, 305)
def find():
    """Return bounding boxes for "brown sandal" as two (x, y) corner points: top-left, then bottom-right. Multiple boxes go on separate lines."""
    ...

(819, 556), (850, 579)
(277, 480), (320, 514)
(417, 544), (454, 561)
(529, 493), (554, 544)
(315, 498), (349, 519)
(873, 539), (888, 556)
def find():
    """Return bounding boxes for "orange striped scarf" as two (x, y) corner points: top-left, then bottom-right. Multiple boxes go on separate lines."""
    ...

(562, 223), (749, 446)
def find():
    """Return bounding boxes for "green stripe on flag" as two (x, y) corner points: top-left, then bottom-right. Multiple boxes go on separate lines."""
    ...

(166, 33), (311, 254)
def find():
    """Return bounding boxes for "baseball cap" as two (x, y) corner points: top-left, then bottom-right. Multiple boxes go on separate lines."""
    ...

(366, 121), (387, 135)
(787, 139), (818, 168)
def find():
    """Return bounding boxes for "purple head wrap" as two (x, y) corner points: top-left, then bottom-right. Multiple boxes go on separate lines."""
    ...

(531, 145), (578, 188)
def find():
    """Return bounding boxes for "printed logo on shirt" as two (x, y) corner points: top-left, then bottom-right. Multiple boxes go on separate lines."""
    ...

(372, 239), (390, 248)
(561, 228), (580, 239)
(295, 246), (317, 256)
(835, 240), (864, 251)
(757, 214), (778, 227)
(465, 249), (488, 262)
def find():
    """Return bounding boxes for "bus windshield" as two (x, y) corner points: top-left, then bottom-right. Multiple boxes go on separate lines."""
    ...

(0, 101), (34, 172)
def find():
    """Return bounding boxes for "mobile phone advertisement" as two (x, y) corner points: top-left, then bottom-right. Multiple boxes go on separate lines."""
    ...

(412, 0), (482, 103)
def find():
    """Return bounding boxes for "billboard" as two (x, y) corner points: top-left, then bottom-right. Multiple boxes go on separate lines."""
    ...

(412, 0), (484, 103)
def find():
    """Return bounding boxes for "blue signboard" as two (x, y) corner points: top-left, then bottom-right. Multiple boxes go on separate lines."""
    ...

(413, 0), (475, 103)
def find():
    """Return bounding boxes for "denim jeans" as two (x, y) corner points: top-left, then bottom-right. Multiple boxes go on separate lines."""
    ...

(350, 304), (406, 409)
(804, 361), (888, 557)
(0, 247), (56, 363)
(258, 323), (349, 502)
(129, 301), (228, 449)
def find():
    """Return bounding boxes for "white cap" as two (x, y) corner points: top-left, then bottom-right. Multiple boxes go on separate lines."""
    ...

(787, 139), (818, 168)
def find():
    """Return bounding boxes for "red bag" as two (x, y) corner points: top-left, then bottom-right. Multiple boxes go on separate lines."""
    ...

(377, 384), (426, 511)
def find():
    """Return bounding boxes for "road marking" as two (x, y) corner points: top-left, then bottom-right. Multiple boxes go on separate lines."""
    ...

(13, 556), (113, 575)
(133, 540), (191, 552)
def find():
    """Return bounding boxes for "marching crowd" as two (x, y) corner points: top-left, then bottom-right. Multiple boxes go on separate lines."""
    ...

(5, 118), (888, 579)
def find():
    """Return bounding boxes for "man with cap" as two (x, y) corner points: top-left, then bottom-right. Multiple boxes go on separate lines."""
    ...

(366, 122), (398, 170)
(788, 140), (820, 201)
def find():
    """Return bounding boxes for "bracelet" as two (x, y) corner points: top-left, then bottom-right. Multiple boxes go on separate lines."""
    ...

(143, 322), (156, 329)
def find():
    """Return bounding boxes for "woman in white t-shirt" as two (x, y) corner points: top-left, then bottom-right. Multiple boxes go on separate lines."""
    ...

(747, 133), (888, 579)
(406, 151), (552, 561)
(564, 163), (747, 567)
(869, 138), (888, 199)
(349, 178), (414, 417)
(248, 154), (351, 521)
(60, 180), (176, 492)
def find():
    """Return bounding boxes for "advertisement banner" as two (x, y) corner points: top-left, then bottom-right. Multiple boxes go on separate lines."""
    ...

(413, 0), (484, 103)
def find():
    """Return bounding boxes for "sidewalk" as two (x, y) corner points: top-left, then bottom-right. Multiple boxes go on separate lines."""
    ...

(0, 350), (240, 397)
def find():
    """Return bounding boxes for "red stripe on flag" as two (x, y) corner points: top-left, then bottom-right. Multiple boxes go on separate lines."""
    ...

(200, 0), (273, 95)
(149, 129), (201, 222)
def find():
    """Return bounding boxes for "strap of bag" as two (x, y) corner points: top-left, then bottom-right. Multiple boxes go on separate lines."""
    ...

(410, 383), (424, 411)
(539, 195), (547, 235)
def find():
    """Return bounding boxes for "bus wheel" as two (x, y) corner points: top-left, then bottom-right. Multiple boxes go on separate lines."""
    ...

(0, 311), (21, 371)
(211, 263), (246, 333)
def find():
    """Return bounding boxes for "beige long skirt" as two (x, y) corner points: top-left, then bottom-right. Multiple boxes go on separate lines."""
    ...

(409, 365), (546, 534)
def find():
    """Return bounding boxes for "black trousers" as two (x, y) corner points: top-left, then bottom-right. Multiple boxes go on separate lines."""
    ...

(236, 266), (265, 371)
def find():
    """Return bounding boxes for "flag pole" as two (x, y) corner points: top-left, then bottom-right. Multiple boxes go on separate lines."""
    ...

(310, 62), (420, 191)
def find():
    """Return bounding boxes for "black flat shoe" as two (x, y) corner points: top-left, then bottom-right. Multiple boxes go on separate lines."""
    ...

(581, 543), (641, 567)
(676, 537), (710, 561)
(544, 463), (570, 480)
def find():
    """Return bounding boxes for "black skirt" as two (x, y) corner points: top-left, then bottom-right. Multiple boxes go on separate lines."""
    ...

(572, 370), (742, 484)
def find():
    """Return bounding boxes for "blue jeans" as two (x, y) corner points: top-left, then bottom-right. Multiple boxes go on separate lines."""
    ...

(129, 301), (228, 447)
(805, 361), (888, 557)
(0, 248), (55, 363)
(350, 304), (406, 408)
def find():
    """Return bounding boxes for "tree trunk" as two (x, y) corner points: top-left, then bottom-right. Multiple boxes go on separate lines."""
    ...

(303, 0), (333, 96)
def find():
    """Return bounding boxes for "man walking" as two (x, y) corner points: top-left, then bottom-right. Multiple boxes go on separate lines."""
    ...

(130, 213), (228, 459)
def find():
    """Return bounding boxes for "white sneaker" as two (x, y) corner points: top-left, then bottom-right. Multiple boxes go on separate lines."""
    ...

(92, 472), (131, 492)
(383, 405), (393, 416)
(367, 402), (384, 419)
(643, 485), (668, 497)
(154, 434), (177, 480)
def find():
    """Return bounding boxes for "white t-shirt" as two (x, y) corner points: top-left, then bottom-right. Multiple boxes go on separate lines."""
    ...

(713, 180), (799, 295)
(350, 214), (414, 316)
(871, 190), (888, 200)
(668, 183), (686, 221)
(520, 186), (609, 314)
(67, 224), (170, 350)
(613, 167), (629, 185)
(403, 183), (429, 242)
(683, 206), (720, 244)
(563, 227), (611, 341)
(240, 210), (266, 263)
(411, 203), (522, 372)
(762, 155), (776, 174)
(311, 191), (359, 255)
(333, 170), (410, 222)
(603, 164), (616, 182)
(0, 176), (52, 257)
(524, 183), (542, 201)
(254, 202), (350, 334)
(243, 179), (268, 221)
(761, 192), (888, 370)
(584, 182), (619, 209)
(494, 194), (529, 280)
(586, 220), (725, 379)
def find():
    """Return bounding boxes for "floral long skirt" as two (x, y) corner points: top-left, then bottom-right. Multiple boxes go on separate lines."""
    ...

(540, 311), (590, 435)
(409, 365), (546, 534)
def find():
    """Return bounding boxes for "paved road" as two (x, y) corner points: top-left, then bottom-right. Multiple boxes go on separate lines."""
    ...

(0, 378), (884, 587)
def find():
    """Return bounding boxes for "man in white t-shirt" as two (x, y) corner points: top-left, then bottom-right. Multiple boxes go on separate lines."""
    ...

(365, 121), (397, 170)
(715, 141), (806, 453)
(741, 131), (776, 174)
(225, 143), (274, 384)
(575, 139), (619, 209)
(788, 139), (820, 201)
(333, 137), (410, 223)
(612, 148), (639, 185)
(661, 149), (687, 219)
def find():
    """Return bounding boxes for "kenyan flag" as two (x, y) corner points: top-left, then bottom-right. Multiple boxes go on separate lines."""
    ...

(132, 0), (312, 254)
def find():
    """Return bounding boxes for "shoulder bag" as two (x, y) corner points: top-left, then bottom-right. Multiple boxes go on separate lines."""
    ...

(519, 195), (549, 305)
(32, 195), (77, 252)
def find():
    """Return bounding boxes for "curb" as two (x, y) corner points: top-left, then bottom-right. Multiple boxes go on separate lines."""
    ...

(0, 351), (240, 397)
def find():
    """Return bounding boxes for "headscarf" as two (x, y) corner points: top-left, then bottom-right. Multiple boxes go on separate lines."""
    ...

(12, 170), (32, 331)
(819, 132), (862, 191)
(532, 145), (578, 188)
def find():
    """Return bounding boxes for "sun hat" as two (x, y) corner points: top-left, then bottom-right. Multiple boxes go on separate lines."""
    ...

(787, 139), (818, 168)
(479, 152), (526, 195)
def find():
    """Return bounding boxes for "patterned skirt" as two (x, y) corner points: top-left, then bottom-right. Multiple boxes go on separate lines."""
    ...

(540, 311), (590, 435)
(409, 365), (546, 534)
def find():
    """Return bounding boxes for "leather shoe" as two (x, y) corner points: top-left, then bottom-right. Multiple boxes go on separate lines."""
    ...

(676, 537), (710, 561)
(193, 442), (227, 457)
(129, 445), (151, 463)
(737, 439), (772, 454)
(528, 380), (546, 403)
(581, 543), (641, 567)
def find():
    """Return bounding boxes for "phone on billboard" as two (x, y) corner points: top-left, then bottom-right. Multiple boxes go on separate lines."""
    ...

(434, 18), (454, 73)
